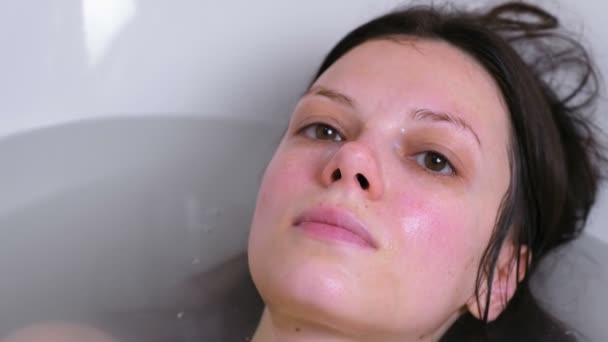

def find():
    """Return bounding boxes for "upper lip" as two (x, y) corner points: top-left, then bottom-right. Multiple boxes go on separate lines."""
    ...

(294, 206), (378, 248)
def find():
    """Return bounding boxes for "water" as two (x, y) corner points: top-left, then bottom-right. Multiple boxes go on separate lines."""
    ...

(0, 117), (276, 339)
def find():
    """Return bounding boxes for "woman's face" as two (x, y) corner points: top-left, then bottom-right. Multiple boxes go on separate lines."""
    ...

(248, 39), (511, 339)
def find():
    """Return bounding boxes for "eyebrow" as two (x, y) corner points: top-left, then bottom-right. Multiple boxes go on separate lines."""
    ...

(303, 85), (357, 109)
(303, 86), (481, 147)
(412, 108), (481, 147)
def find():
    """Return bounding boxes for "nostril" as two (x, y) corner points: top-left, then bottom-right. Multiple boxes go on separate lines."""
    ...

(331, 169), (342, 182)
(356, 173), (369, 190)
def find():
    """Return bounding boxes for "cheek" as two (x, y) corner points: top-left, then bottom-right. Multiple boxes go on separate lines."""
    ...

(248, 145), (319, 247)
(395, 193), (480, 255)
(384, 192), (485, 300)
(255, 146), (312, 212)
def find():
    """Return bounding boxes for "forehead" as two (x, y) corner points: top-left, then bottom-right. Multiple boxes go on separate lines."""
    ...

(312, 38), (511, 149)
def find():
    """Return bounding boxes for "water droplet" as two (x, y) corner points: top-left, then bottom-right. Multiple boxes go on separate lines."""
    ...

(177, 311), (185, 319)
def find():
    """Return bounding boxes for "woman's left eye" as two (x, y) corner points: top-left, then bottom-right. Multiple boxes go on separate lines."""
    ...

(414, 151), (455, 176)
(301, 123), (344, 142)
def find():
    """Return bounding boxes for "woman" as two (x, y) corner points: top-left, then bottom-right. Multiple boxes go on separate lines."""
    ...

(247, 1), (604, 341)
(2, 1), (603, 341)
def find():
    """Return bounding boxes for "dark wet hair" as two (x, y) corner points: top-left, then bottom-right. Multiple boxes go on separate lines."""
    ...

(309, 2), (604, 341)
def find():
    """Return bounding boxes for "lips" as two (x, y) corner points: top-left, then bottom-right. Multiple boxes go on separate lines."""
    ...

(293, 206), (378, 249)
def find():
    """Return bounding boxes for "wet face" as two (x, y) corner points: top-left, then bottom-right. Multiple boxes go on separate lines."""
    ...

(248, 39), (511, 340)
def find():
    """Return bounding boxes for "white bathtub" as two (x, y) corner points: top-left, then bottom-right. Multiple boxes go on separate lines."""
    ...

(0, 116), (280, 340)
(1, 0), (607, 340)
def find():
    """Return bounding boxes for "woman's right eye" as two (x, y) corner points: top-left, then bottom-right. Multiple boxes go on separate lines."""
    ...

(300, 123), (344, 142)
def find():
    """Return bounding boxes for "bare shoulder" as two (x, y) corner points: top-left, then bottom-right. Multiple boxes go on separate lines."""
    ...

(1, 321), (117, 342)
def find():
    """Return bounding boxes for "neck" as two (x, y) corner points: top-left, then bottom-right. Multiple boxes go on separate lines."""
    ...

(251, 307), (357, 342)
(250, 307), (446, 342)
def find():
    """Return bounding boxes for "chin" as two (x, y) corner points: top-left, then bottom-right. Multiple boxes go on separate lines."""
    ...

(250, 251), (444, 338)
(252, 249), (363, 321)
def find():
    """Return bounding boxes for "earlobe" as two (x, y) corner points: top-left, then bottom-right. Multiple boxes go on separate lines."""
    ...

(466, 243), (530, 322)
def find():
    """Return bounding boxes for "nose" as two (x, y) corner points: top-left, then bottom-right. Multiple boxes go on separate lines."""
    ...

(321, 141), (384, 200)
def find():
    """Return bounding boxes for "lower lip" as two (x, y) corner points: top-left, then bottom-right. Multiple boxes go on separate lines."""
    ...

(295, 221), (373, 248)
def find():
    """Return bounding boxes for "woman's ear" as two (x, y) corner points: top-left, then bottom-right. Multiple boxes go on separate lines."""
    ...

(466, 243), (530, 322)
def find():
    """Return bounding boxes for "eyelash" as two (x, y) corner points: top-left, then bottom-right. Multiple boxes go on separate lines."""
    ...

(299, 122), (345, 142)
(299, 122), (457, 176)
(412, 151), (456, 176)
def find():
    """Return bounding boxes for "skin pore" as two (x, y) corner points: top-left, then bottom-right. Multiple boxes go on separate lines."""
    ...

(247, 38), (520, 341)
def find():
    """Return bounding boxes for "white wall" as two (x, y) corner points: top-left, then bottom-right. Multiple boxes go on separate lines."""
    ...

(0, 0), (606, 241)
